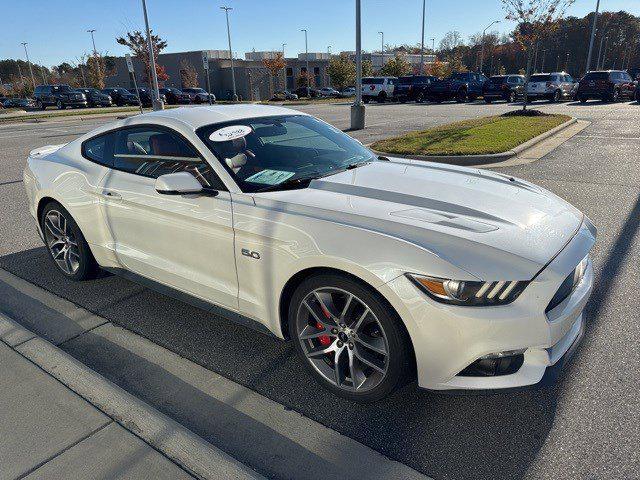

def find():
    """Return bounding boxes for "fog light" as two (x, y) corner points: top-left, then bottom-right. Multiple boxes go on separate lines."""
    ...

(458, 349), (526, 377)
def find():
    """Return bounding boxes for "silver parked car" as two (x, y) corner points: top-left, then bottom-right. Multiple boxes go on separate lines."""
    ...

(526, 72), (576, 102)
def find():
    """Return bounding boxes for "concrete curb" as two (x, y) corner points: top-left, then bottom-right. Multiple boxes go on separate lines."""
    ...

(372, 117), (578, 166)
(0, 312), (264, 480)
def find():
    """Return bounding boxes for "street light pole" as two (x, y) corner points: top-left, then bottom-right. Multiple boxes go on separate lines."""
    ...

(350, 0), (365, 130)
(221, 6), (238, 101)
(378, 32), (384, 67)
(282, 43), (287, 91)
(87, 29), (98, 55)
(585, 0), (600, 73)
(479, 20), (500, 75)
(419, 0), (426, 73)
(565, 52), (570, 72)
(141, 0), (163, 110)
(21, 42), (36, 90)
(301, 29), (309, 98)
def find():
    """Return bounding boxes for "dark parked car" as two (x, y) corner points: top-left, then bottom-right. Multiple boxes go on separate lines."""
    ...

(428, 72), (488, 103)
(271, 90), (298, 101)
(483, 75), (525, 103)
(75, 88), (112, 107)
(33, 84), (87, 110)
(293, 87), (320, 98)
(576, 70), (636, 103)
(2, 97), (36, 110)
(395, 75), (437, 103)
(159, 87), (191, 105)
(182, 87), (216, 104)
(101, 88), (139, 106)
(628, 68), (640, 81)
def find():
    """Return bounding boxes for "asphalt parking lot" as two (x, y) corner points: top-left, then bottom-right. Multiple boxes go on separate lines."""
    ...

(1, 100), (639, 480)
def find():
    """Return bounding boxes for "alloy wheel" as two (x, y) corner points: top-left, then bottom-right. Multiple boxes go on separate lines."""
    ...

(43, 209), (80, 275)
(296, 287), (389, 392)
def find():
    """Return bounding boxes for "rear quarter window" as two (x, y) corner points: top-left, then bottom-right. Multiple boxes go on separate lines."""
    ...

(82, 133), (113, 167)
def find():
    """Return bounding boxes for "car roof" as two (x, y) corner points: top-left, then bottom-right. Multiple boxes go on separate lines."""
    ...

(123, 104), (307, 130)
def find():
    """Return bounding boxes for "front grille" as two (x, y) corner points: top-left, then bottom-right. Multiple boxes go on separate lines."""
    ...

(545, 258), (587, 314)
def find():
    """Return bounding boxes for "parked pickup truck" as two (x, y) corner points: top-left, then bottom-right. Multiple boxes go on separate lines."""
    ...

(428, 72), (488, 103)
(395, 75), (438, 103)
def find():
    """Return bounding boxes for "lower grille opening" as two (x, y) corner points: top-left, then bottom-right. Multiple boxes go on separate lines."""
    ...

(457, 353), (524, 377)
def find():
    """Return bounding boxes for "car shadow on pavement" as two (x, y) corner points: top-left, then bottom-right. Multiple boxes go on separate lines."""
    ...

(5, 233), (633, 480)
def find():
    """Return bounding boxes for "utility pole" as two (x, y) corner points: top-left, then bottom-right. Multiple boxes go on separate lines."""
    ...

(419, 0), (426, 74)
(21, 42), (36, 89)
(350, 0), (365, 130)
(301, 28), (309, 98)
(378, 32), (384, 67)
(585, 0), (600, 73)
(221, 6), (238, 101)
(541, 48), (546, 72)
(479, 20), (500, 75)
(282, 43), (287, 91)
(141, 0), (163, 110)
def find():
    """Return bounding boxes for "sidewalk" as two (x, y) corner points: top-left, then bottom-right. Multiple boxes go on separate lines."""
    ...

(0, 340), (194, 479)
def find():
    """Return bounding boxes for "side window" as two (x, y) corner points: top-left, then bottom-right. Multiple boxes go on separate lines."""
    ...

(82, 133), (113, 167)
(112, 127), (225, 189)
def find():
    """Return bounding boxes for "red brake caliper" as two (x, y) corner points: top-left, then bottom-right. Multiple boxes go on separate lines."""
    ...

(317, 302), (332, 347)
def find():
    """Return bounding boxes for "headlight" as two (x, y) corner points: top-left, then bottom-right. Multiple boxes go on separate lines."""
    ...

(406, 274), (527, 306)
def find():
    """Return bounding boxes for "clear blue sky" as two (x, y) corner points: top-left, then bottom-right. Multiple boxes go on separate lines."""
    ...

(2, 0), (638, 68)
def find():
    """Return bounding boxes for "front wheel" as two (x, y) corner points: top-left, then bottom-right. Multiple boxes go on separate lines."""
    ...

(551, 90), (561, 103)
(416, 92), (424, 103)
(377, 92), (387, 103)
(57, 100), (65, 110)
(41, 202), (99, 281)
(289, 274), (413, 402)
(455, 89), (468, 103)
(484, 97), (492, 104)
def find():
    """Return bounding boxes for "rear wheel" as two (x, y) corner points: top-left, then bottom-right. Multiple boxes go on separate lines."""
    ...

(507, 91), (515, 103)
(41, 202), (99, 281)
(455, 89), (468, 103)
(57, 100), (65, 110)
(416, 91), (425, 103)
(579, 95), (588, 104)
(289, 274), (412, 402)
(377, 91), (387, 103)
(484, 97), (493, 104)
(551, 90), (561, 103)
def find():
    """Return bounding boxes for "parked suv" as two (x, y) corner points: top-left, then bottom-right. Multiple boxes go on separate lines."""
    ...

(576, 70), (636, 103)
(159, 87), (191, 105)
(101, 88), (139, 106)
(428, 72), (487, 103)
(526, 72), (575, 102)
(75, 88), (112, 107)
(483, 75), (525, 103)
(33, 84), (87, 110)
(395, 75), (437, 103)
(182, 87), (216, 104)
(362, 77), (396, 103)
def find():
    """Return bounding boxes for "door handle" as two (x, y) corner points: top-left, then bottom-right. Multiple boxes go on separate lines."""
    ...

(102, 191), (122, 200)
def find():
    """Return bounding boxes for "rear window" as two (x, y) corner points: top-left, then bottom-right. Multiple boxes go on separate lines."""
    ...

(363, 78), (384, 85)
(529, 74), (551, 82)
(582, 72), (609, 81)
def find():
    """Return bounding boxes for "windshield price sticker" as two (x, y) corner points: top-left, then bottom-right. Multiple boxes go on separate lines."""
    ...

(209, 125), (253, 142)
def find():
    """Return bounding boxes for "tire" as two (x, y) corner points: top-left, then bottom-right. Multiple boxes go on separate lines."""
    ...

(455, 89), (468, 103)
(377, 92), (387, 103)
(416, 92), (424, 103)
(363, 97), (370, 104)
(36, 100), (45, 110)
(40, 202), (99, 281)
(57, 100), (65, 110)
(507, 91), (515, 103)
(484, 97), (492, 104)
(551, 90), (561, 103)
(612, 89), (620, 102)
(579, 95), (587, 104)
(288, 273), (413, 402)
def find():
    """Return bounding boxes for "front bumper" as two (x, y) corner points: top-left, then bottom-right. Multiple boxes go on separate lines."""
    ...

(384, 220), (595, 391)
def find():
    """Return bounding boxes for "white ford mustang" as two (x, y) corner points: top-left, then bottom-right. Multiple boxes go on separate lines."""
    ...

(23, 105), (595, 402)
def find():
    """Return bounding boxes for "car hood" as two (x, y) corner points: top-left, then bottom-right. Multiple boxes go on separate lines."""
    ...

(255, 160), (587, 280)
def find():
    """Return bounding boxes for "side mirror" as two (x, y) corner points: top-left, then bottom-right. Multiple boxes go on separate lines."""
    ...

(155, 172), (204, 195)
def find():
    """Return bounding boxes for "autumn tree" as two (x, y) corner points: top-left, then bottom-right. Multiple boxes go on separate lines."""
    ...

(262, 52), (286, 94)
(328, 53), (355, 90)
(179, 59), (199, 88)
(116, 30), (169, 86)
(380, 53), (411, 77)
(295, 71), (315, 94)
(425, 59), (448, 78)
(361, 59), (374, 78)
(501, 0), (575, 109)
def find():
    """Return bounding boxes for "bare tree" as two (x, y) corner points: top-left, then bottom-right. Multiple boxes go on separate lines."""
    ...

(501, 0), (575, 110)
(439, 31), (464, 51)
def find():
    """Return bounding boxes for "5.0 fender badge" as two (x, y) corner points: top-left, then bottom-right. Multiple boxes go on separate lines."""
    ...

(241, 248), (260, 260)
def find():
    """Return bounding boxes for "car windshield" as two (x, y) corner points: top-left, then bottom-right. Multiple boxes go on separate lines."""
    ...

(582, 72), (609, 81)
(529, 74), (552, 82)
(362, 78), (384, 84)
(196, 115), (376, 193)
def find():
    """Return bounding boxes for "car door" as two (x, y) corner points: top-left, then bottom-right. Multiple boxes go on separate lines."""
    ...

(98, 125), (238, 310)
